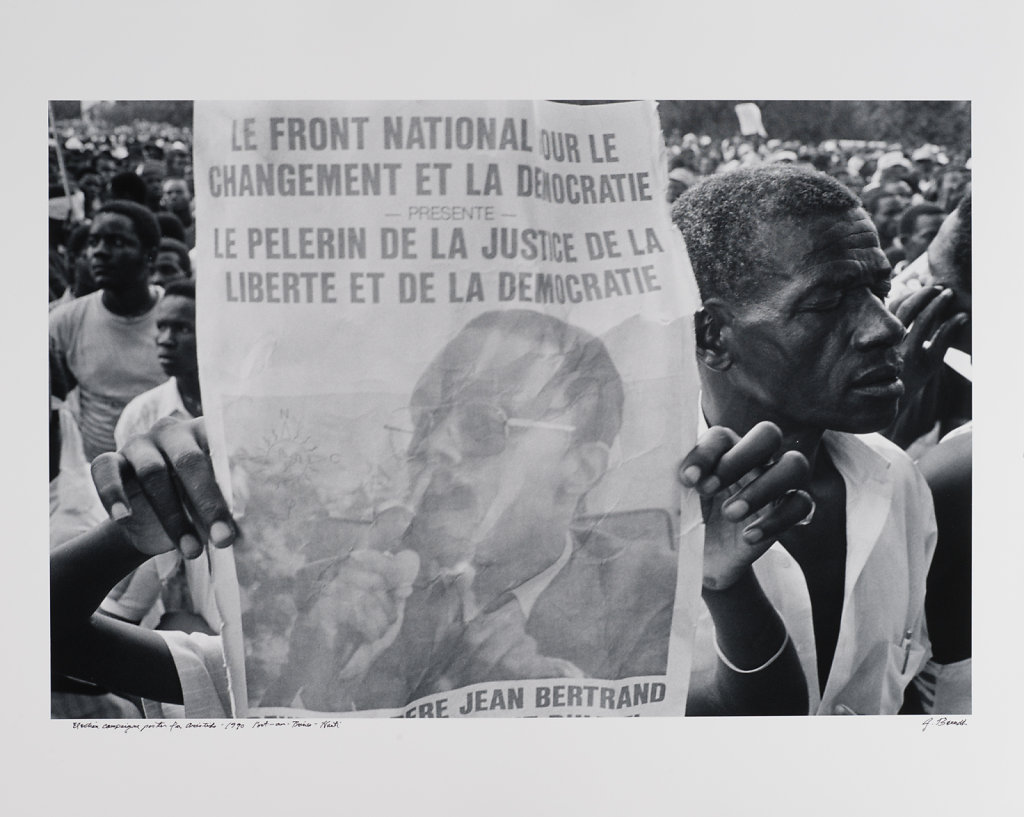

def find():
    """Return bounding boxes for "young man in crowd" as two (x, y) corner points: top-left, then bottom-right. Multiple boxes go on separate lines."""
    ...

(159, 177), (195, 248)
(151, 238), (192, 288)
(673, 166), (937, 714)
(49, 201), (167, 461)
(102, 280), (211, 635)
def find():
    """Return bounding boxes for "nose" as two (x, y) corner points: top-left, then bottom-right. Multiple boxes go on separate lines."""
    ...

(156, 327), (174, 346)
(852, 295), (905, 352)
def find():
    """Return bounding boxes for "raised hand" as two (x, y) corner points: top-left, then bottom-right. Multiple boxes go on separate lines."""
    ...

(90, 417), (238, 559)
(885, 285), (969, 447)
(678, 421), (812, 591)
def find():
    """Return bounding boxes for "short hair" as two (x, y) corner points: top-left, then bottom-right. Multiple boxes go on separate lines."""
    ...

(162, 279), (195, 300)
(898, 203), (944, 237)
(671, 165), (860, 305)
(411, 309), (624, 447)
(158, 238), (192, 276)
(109, 171), (147, 204)
(96, 200), (161, 252)
(156, 212), (187, 242)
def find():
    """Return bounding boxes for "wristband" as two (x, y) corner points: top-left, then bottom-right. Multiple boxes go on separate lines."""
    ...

(715, 630), (790, 674)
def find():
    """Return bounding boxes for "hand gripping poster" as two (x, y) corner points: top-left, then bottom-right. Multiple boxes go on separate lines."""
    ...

(194, 101), (703, 717)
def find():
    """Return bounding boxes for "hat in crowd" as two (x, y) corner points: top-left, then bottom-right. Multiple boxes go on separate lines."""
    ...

(767, 150), (798, 163)
(876, 151), (912, 172)
(110, 145), (129, 160)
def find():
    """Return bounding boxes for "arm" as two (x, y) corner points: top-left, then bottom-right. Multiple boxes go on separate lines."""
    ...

(917, 430), (971, 665)
(681, 423), (813, 715)
(687, 569), (806, 716)
(52, 417), (241, 705)
(51, 520), (183, 704)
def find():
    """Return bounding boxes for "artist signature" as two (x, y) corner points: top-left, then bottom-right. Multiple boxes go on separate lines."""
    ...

(921, 716), (968, 732)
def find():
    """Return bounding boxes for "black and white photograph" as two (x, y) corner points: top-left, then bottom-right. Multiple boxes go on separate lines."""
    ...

(8, 2), (1019, 814)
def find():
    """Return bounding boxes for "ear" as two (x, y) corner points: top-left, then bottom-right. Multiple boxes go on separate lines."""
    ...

(694, 299), (734, 371)
(560, 441), (610, 497)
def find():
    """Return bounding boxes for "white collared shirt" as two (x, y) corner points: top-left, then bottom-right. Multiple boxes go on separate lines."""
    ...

(693, 420), (938, 714)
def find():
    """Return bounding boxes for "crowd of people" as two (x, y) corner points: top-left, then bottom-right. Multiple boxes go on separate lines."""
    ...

(48, 106), (971, 719)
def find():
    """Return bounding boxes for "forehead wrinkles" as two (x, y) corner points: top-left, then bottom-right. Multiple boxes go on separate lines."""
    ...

(799, 216), (886, 274)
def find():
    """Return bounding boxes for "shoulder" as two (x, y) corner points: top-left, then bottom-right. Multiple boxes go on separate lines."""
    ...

(49, 291), (99, 331)
(114, 379), (175, 445)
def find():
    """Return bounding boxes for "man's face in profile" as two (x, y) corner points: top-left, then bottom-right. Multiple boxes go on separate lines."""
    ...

(723, 209), (906, 434)
(401, 325), (582, 577)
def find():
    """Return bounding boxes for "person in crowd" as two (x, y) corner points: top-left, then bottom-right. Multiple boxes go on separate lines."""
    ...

(102, 281), (210, 634)
(672, 165), (937, 714)
(156, 212), (187, 244)
(93, 151), (120, 197)
(50, 350), (141, 719)
(165, 145), (190, 179)
(108, 171), (148, 205)
(894, 203), (945, 270)
(65, 222), (99, 299)
(160, 177), (195, 248)
(76, 171), (103, 218)
(908, 423), (971, 714)
(137, 159), (167, 212)
(884, 193), (971, 453)
(936, 165), (970, 213)
(151, 238), (192, 287)
(49, 201), (167, 462)
(862, 184), (911, 261)
(52, 312), (815, 718)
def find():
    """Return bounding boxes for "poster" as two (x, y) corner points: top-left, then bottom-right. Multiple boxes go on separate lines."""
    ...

(194, 100), (703, 717)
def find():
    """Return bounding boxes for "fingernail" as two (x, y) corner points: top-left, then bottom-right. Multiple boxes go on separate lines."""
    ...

(742, 527), (763, 544)
(679, 464), (702, 486)
(723, 499), (750, 520)
(110, 501), (131, 520)
(180, 533), (202, 559)
(209, 520), (234, 547)
(698, 475), (721, 495)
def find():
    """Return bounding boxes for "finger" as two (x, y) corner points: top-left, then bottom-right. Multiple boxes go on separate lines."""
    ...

(904, 288), (955, 346)
(678, 426), (740, 491)
(893, 285), (942, 326)
(118, 433), (202, 558)
(91, 451), (135, 521)
(150, 418), (237, 548)
(740, 488), (816, 545)
(924, 312), (969, 362)
(720, 449), (810, 522)
(711, 421), (784, 492)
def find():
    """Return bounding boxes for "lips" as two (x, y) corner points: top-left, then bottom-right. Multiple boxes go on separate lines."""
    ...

(851, 363), (904, 397)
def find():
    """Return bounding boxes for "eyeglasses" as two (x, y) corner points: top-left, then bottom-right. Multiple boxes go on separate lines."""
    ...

(386, 402), (576, 459)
